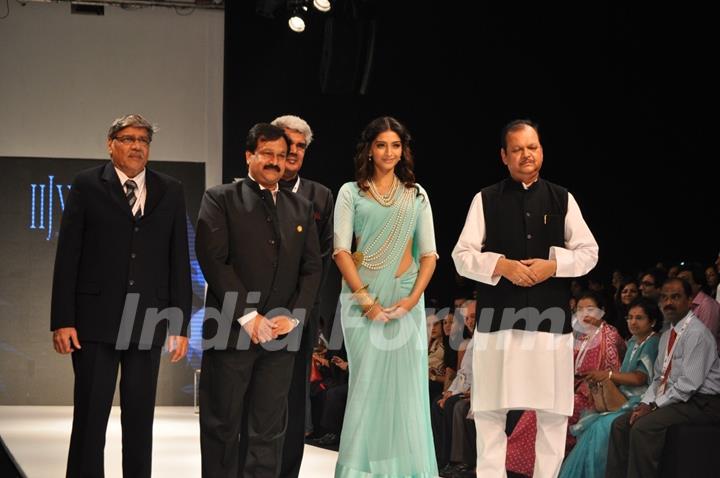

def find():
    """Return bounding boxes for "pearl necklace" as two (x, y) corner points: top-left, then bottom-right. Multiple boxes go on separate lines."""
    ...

(368, 175), (399, 207)
(360, 187), (416, 270)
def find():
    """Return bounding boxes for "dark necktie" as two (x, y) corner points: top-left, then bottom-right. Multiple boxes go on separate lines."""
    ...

(125, 180), (142, 219)
(661, 328), (678, 390)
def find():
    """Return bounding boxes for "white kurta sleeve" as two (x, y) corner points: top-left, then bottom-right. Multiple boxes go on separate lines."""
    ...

(452, 193), (504, 285)
(549, 192), (599, 278)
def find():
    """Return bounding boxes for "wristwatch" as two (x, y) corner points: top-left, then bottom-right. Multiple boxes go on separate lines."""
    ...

(290, 317), (300, 328)
(649, 402), (658, 411)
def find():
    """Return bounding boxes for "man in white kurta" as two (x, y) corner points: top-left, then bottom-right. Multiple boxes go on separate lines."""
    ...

(452, 120), (598, 478)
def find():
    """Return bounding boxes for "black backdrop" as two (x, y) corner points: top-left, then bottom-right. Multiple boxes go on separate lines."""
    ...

(223, 0), (718, 304)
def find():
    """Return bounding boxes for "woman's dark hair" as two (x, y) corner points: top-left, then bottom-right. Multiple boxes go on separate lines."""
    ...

(354, 116), (416, 191)
(615, 277), (639, 303)
(626, 297), (663, 332)
(577, 289), (606, 310)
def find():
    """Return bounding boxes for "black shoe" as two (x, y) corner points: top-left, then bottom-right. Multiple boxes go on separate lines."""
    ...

(439, 463), (460, 477)
(313, 432), (339, 446)
(452, 467), (476, 478)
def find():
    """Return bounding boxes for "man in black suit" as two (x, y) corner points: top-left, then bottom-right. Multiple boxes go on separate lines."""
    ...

(196, 123), (322, 477)
(51, 114), (192, 478)
(271, 115), (335, 478)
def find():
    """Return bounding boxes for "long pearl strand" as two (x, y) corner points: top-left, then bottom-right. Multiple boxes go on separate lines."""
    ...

(361, 187), (417, 270)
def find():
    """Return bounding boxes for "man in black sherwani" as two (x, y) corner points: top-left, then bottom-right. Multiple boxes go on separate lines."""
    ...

(196, 123), (322, 478)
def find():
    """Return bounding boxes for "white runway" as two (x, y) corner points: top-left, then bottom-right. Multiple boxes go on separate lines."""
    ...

(0, 406), (337, 477)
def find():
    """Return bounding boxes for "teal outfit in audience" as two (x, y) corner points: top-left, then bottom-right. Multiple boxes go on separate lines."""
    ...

(333, 181), (438, 478)
(559, 334), (660, 478)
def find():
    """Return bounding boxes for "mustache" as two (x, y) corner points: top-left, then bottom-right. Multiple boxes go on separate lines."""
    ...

(263, 164), (281, 172)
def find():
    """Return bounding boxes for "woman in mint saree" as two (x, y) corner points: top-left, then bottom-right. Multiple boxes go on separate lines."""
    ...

(558, 297), (662, 478)
(332, 117), (439, 478)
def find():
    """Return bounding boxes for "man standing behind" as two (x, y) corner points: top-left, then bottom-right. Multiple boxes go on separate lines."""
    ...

(452, 119), (598, 478)
(51, 114), (192, 478)
(196, 123), (322, 477)
(271, 115), (334, 478)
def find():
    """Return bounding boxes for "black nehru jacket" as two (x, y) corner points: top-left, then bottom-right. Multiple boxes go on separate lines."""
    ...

(475, 178), (572, 334)
(196, 178), (322, 349)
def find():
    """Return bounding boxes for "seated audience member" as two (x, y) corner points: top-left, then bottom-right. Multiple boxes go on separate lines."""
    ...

(639, 267), (667, 304)
(439, 397), (475, 478)
(428, 313), (449, 402)
(442, 310), (460, 391)
(705, 264), (718, 299)
(606, 278), (720, 478)
(677, 262), (720, 352)
(614, 277), (640, 339)
(308, 338), (348, 447)
(559, 297), (661, 478)
(432, 300), (476, 472)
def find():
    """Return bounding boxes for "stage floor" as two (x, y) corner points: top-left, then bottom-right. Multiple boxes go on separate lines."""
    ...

(0, 406), (337, 477)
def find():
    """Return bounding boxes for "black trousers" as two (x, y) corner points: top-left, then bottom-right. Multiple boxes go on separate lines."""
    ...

(431, 393), (464, 468)
(606, 394), (720, 478)
(200, 347), (296, 478)
(450, 398), (476, 465)
(279, 330), (313, 478)
(66, 342), (161, 478)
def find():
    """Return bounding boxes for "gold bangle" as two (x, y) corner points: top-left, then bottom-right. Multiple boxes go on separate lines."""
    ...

(352, 289), (375, 311)
(362, 299), (379, 317)
(352, 284), (369, 296)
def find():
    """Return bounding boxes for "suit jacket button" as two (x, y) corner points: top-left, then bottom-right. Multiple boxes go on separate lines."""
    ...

(131, 253), (136, 259)
(527, 234), (532, 239)
(128, 280), (135, 286)
(134, 226), (140, 232)
(268, 239), (275, 245)
(266, 216), (272, 222)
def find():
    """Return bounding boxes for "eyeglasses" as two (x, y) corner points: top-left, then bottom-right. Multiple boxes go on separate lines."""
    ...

(256, 150), (287, 161)
(114, 135), (151, 146)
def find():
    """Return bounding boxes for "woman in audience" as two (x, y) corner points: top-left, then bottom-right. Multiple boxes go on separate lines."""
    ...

(441, 310), (459, 391)
(559, 297), (661, 478)
(428, 314), (447, 401)
(613, 277), (640, 338)
(506, 291), (626, 476)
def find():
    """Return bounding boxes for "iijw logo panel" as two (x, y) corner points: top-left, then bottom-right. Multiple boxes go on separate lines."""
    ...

(29, 175), (71, 241)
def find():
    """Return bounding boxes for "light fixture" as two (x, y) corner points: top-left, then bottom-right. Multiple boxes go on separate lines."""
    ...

(288, 8), (306, 32)
(286, 0), (330, 32)
(313, 0), (331, 12)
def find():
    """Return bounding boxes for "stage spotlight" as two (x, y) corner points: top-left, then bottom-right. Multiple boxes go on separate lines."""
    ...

(313, 0), (331, 12)
(288, 9), (306, 32)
